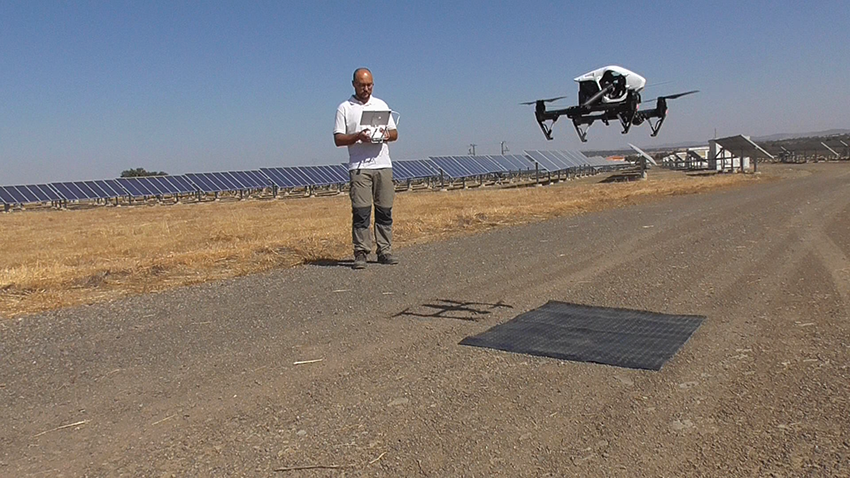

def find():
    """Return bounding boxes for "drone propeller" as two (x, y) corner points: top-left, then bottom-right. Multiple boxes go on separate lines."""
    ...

(641, 90), (699, 104)
(520, 96), (567, 105)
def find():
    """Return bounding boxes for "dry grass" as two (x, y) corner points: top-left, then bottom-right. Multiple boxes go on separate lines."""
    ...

(0, 171), (763, 318)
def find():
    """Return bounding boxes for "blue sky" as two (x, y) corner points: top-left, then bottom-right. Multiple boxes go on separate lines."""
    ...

(1, 1), (848, 184)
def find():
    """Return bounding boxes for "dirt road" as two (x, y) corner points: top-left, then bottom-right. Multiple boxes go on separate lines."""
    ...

(2, 163), (848, 476)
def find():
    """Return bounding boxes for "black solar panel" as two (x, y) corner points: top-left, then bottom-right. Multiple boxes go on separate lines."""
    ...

(453, 156), (489, 175)
(208, 172), (240, 191)
(429, 156), (473, 179)
(391, 162), (413, 181)
(559, 150), (590, 167)
(140, 177), (168, 195)
(26, 184), (62, 202)
(258, 168), (288, 188)
(94, 179), (128, 197)
(229, 171), (265, 189)
(10, 186), (38, 203)
(0, 186), (19, 204)
(289, 168), (315, 187)
(524, 150), (564, 172)
(246, 170), (273, 187)
(163, 175), (198, 194)
(116, 178), (153, 197)
(73, 181), (102, 199)
(299, 166), (329, 185)
(278, 168), (304, 187)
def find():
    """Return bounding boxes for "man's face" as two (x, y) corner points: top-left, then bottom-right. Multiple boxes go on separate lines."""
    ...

(353, 71), (373, 102)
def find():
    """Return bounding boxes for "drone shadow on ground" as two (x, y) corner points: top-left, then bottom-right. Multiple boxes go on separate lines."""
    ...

(394, 299), (513, 322)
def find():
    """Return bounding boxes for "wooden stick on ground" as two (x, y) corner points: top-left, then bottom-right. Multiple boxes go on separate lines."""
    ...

(274, 463), (354, 472)
(33, 419), (91, 438)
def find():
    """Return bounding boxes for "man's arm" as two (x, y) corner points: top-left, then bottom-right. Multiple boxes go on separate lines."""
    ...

(334, 131), (372, 147)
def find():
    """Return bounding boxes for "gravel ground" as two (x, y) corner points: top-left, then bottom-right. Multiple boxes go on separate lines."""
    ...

(1, 162), (849, 477)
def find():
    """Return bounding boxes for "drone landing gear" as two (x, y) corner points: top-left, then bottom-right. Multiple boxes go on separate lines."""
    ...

(648, 115), (666, 137)
(618, 112), (634, 135)
(537, 118), (556, 141)
(572, 119), (593, 142)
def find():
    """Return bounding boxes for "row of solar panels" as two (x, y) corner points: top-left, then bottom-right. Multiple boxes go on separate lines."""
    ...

(391, 152), (619, 181)
(1, 152), (621, 205)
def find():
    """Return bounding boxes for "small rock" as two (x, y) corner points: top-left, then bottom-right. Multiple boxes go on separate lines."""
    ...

(296, 429), (307, 437)
(670, 419), (694, 431)
(388, 398), (409, 407)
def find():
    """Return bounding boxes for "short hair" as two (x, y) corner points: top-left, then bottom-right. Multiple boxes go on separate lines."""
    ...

(353, 68), (372, 82)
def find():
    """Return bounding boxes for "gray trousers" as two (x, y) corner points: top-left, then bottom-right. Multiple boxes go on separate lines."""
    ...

(349, 168), (394, 256)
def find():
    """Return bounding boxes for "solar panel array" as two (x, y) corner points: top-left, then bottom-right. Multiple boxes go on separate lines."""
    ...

(1, 151), (620, 208)
(524, 150), (621, 172)
(392, 159), (440, 181)
(426, 155), (537, 179)
(261, 165), (349, 189)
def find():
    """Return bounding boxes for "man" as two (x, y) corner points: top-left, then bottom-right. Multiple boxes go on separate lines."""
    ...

(334, 68), (399, 270)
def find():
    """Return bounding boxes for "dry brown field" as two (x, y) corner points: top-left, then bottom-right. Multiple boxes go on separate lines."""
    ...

(0, 170), (762, 318)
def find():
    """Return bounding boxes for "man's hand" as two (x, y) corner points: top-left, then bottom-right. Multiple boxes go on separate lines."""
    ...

(357, 129), (373, 143)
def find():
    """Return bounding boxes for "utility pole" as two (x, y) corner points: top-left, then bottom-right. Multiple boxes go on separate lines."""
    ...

(500, 141), (509, 155)
(468, 144), (477, 156)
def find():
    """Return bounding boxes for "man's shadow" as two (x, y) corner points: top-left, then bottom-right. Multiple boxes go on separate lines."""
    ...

(394, 299), (513, 322)
(304, 258), (355, 268)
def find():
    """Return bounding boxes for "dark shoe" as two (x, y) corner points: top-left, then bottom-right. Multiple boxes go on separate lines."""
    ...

(352, 252), (368, 270)
(377, 253), (399, 265)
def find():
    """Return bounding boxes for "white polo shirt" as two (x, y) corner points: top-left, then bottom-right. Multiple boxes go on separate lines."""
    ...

(334, 95), (397, 170)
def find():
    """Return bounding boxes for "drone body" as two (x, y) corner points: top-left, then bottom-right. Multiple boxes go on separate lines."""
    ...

(524, 66), (697, 142)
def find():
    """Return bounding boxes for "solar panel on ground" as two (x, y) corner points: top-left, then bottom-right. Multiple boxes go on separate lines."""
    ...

(272, 167), (307, 188)
(307, 166), (330, 185)
(21, 184), (62, 202)
(0, 187), (19, 204)
(148, 177), (177, 195)
(258, 168), (292, 188)
(429, 156), (474, 179)
(473, 155), (507, 174)
(285, 167), (312, 187)
(395, 159), (439, 180)
(548, 151), (581, 168)
(229, 171), (268, 189)
(163, 175), (199, 194)
(207, 172), (240, 191)
(488, 154), (529, 172)
(321, 164), (349, 183)
(74, 181), (103, 199)
(454, 156), (491, 175)
(219, 172), (246, 189)
(184, 173), (214, 192)
(81, 181), (112, 198)
(117, 178), (155, 197)
(52, 181), (101, 200)
(141, 177), (170, 195)
(330, 164), (351, 183)
(292, 166), (323, 186)
(241, 170), (271, 188)
(523, 150), (563, 172)
(561, 150), (591, 168)
(289, 166), (324, 186)
(391, 162), (415, 181)
(8, 186), (38, 203)
(539, 151), (573, 170)
(93, 179), (129, 198)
